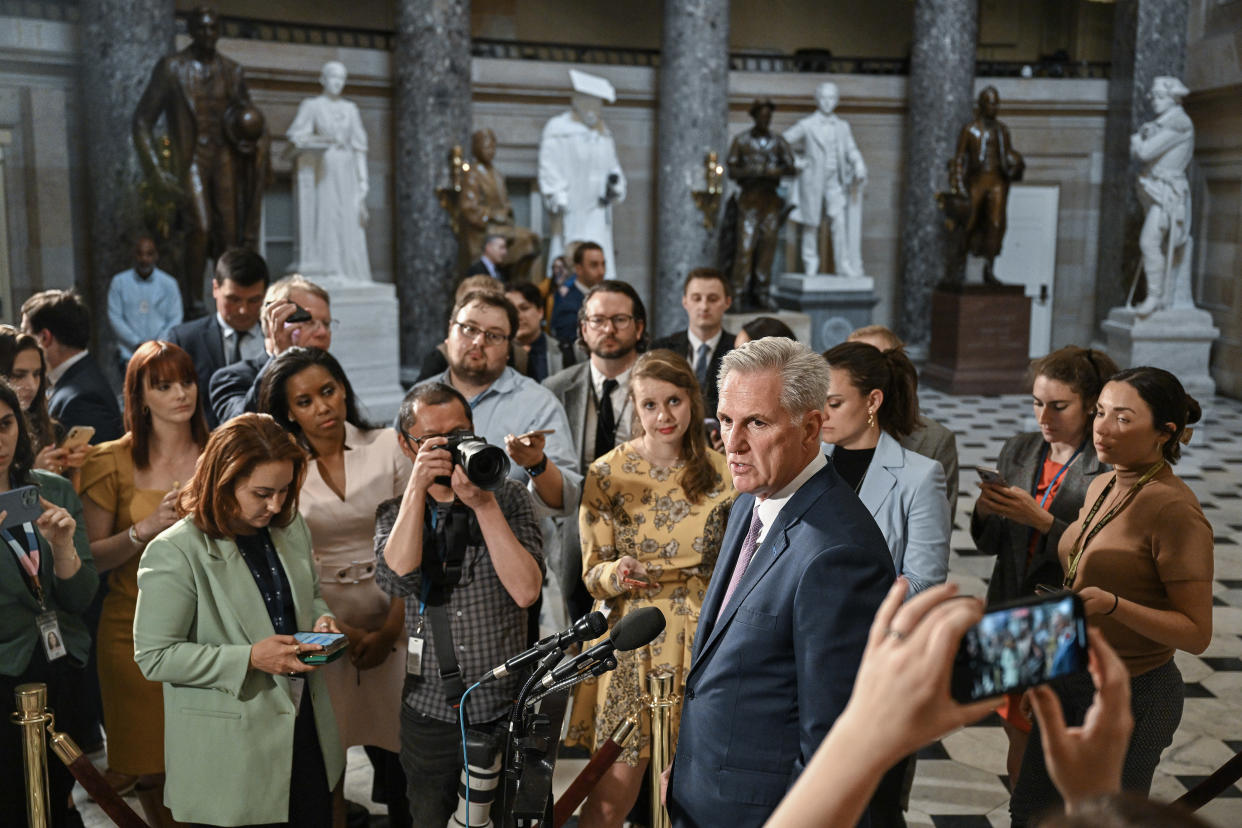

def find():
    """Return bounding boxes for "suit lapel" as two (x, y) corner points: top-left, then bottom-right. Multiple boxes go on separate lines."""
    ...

(694, 492), (753, 652)
(857, 432), (901, 517)
(205, 318), (226, 370)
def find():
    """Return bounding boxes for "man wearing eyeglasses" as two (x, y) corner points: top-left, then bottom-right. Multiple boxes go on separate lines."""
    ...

(208, 275), (335, 424)
(543, 281), (647, 622)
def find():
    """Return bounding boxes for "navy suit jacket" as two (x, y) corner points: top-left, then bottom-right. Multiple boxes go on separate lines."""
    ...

(208, 353), (270, 426)
(650, 329), (735, 418)
(166, 315), (226, 428)
(48, 354), (122, 444)
(668, 461), (894, 828)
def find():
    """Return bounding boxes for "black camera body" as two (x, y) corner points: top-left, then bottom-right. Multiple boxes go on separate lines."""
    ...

(437, 432), (510, 491)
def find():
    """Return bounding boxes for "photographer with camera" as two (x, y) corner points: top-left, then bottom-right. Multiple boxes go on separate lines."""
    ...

(374, 382), (544, 827)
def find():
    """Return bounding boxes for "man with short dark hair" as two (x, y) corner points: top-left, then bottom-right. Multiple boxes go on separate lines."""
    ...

(466, 233), (508, 281)
(167, 247), (270, 427)
(106, 236), (183, 368)
(543, 281), (647, 621)
(375, 382), (544, 827)
(652, 267), (736, 421)
(667, 337), (893, 828)
(550, 240), (605, 343)
(505, 282), (567, 382)
(21, 290), (123, 444)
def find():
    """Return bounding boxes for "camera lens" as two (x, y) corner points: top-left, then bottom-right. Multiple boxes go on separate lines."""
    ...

(455, 438), (510, 491)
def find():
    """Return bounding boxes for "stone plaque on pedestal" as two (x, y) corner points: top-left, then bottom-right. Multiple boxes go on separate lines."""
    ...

(772, 273), (879, 352)
(1101, 307), (1219, 401)
(924, 285), (1031, 394)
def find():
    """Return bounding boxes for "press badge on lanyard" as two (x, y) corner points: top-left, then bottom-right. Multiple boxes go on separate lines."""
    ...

(6, 522), (67, 661)
(406, 615), (425, 677)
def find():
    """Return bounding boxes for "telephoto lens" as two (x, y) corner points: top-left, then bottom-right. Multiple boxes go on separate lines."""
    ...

(447, 433), (510, 490)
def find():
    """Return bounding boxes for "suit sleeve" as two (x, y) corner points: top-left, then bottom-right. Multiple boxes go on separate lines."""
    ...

(898, 461), (951, 596)
(58, 395), (122, 444)
(208, 363), (258, 425)
(792, 540), (893, 771)
(133, 533), (253, 698)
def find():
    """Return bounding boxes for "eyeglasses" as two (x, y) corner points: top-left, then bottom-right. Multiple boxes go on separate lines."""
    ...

(584, 314), (635, 331)
(453, 321), (509, 346)
(294, 318), (339, 332)
(401, 428), (469, 448)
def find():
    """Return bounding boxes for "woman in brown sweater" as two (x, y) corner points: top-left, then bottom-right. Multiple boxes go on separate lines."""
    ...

(1009, 366), (1213, 826)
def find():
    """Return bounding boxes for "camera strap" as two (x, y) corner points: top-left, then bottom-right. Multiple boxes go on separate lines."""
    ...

(420, 499), (478, 723)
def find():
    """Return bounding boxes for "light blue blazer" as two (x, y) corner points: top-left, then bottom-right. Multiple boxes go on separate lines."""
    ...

(826, 430), (951, 596)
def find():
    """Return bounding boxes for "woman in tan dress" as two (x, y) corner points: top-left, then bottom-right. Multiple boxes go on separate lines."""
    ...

(259, 347), (413, 827)
(80, 341), (208, 828)
(566, 349), (736, 828)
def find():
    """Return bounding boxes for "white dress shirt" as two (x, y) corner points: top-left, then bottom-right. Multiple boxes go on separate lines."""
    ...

(754, 451), (827, 544)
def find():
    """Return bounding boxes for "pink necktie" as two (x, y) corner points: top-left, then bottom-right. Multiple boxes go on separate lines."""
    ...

(717, 507), (763, 622)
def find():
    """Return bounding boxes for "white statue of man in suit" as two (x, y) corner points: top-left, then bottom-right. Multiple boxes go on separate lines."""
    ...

(785, 82), (868, 277)
(538, 69), (627, 280)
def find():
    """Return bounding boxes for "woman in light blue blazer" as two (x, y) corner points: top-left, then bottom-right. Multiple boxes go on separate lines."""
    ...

(134, 414), (344, 827)
(821, 341), (951, 828)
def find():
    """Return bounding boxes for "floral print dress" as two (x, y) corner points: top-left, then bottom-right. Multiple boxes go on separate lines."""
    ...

(564, 442), (735, 765)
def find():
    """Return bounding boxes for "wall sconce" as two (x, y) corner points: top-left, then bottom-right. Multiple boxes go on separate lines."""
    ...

(691, 150), (725, 230)
(436, 145), (470, 235)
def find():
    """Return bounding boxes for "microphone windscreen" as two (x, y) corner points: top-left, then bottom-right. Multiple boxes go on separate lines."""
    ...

(610, 606), (666, 651)
(577, 611), (608, 640)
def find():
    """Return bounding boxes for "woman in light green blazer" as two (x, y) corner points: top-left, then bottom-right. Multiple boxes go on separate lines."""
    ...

(134, 414), (345, 827)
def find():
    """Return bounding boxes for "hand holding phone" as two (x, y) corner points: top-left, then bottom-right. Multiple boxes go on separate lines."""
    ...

(59, 425), (95, 451)
(975, 465), (1007, 487)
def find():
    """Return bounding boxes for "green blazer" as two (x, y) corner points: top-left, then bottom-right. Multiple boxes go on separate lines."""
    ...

(0, 470), (96, 676)
(133, 514), (345, 825)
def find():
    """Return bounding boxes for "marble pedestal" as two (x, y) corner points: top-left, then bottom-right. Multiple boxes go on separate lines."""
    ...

(723, 310), (813, 345)
(924, 285), (1031, 395)
(319, 277), (405, 420)
(1101, 307), (1219, 400)
(772, 273), (879, 352)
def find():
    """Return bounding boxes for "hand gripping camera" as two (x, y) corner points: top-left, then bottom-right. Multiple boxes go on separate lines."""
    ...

(436, 432), (510, 491)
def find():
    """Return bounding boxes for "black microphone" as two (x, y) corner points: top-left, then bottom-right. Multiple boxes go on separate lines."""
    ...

(479, 611), (607, 684)
(537, 606), (666, 690)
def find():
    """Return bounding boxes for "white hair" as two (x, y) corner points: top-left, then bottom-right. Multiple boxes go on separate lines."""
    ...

(717, 337), (829, 420)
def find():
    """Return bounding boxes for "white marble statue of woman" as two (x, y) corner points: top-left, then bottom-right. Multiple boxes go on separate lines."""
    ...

(287, 60), (371, 281)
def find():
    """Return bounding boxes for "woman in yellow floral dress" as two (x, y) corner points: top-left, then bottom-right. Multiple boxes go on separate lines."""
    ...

(567, 349), (736, 828)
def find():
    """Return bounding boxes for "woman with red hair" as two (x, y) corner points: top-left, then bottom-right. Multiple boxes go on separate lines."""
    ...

(79, 340), (208, 827)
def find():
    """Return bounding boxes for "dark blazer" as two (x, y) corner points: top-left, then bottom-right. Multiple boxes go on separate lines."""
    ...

(650, 330), (735, 417)
(970, 432), (1106, 607)
(208, 353), (270, 426)
(48, 354), (122, 444)
(464, 259), (502, 280)
(667, 460), (894, 827)
(167, 315), (226, 428)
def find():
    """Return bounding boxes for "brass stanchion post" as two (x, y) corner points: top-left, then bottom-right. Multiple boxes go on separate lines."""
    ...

(645, 670), (679, 828)
(12, 683), (51, 828)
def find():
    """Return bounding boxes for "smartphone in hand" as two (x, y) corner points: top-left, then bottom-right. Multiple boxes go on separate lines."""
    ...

(294, 632), (348, 665)
(975, 465), (1008, 487)
(59, 425), (95, 450)
(0, 485), (44, 530)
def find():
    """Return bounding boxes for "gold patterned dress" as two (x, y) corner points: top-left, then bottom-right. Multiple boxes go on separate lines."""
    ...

(564, 442), (735, 765)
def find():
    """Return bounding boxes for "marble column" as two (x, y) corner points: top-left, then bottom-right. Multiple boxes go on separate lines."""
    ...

(394, 0), (472, 376)
(1093, 0), (1189, 328)
(654, 0), (731, 337)
(898, 0), (978, 353)
(79, 0), (175, 355)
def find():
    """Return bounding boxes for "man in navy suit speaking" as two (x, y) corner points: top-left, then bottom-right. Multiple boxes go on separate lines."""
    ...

(666, 337), (894, 827)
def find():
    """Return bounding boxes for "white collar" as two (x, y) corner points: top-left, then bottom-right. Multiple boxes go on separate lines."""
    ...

(687, 328), (723, 354)
(754, 452), (827, 543)
(216, 312), (260, 338)
(589, 361), (633, 397)
(47, 350), (88, 387)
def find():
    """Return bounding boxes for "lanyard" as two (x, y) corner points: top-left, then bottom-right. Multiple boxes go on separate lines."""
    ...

(1036, 441), (1086, 510)
(1062, 460), (1165, 589)
(4, 522), (43, 604)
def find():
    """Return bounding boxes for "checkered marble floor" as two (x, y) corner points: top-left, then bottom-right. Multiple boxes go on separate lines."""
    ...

(77, 391), (1242, 827)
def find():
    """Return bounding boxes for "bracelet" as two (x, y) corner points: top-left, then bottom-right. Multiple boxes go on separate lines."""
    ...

(524, 455), (549, 478)
(128, 524), (147, 548)
(1104, 591), (1119, 615)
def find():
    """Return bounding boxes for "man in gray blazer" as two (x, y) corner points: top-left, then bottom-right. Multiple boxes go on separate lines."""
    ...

(543, 281), (647, 622)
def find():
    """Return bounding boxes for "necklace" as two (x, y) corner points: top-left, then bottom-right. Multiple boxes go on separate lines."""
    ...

(1062, 459), (1165, 588)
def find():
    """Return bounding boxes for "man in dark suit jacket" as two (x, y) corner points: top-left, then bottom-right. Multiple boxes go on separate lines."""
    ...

(667, 338), (894, 828)
(20, 290), (122, 445)
(166, 248), (268, 427)
(464, 234), (507, 281)
(651, 267), (736, 420)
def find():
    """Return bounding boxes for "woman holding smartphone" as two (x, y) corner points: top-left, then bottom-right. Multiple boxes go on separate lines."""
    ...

(566, 350), (735, 828)
(0, 325), (89, 477)
(971, 345), (1116, 785)
(78, 341), (207, 826)
(260, 347), (412, 827)
(1009, 366), (1213, 827)
(133, 413), (344, 827)
(0, 380), (97, 828)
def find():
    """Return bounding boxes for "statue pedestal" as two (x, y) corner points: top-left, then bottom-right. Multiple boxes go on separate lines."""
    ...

(924, 284), (1031, 394)
(1101, 306), (1219, 400)
(318, 278), (405, 421)
(723, 310), (813, 345)
(772, 273), (879, 351)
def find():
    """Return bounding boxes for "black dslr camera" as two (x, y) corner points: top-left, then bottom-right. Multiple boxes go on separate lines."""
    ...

(436, 432), (510, 491)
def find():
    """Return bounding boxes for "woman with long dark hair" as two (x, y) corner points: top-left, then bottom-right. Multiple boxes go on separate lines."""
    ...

(259, 347), (412, 827)
(79, 340), (208, 826)
(0, 325), (86, 476)
(566, 349), (736, 827)
(0, 379), (97, 828)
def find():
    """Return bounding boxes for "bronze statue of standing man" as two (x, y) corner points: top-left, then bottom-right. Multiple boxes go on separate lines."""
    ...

(725, 98), (797, 310)
(941, 86), (1024, 285)
(133, 5), (270, 315)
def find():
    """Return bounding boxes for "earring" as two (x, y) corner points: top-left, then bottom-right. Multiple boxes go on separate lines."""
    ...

(143, 405), (150, 416)
(867, 410), (876, 428)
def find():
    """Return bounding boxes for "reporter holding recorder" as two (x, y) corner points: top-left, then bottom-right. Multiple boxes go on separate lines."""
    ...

(373, 382), (543, 828)
(133, 414), (344, 827)
(1009, 367), (1213, 826)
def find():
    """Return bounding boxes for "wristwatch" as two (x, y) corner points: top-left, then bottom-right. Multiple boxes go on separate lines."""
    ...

(524, 455), (549, 478)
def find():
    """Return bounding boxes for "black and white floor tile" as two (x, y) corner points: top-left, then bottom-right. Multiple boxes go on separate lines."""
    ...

(77, 391), (1242, 827)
